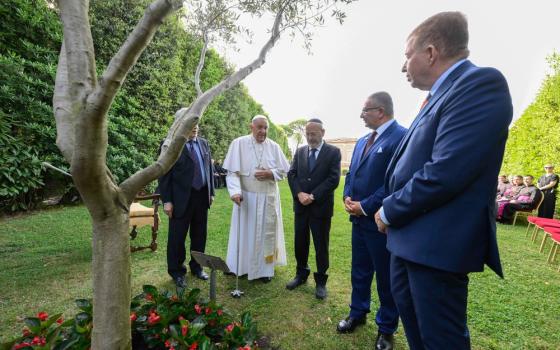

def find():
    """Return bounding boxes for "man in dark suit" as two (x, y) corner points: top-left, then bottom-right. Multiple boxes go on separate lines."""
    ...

(287, 119), (341, 299)
(159, 125), (215, 289)
(337, 92), (407, 350)
(374, 12), (513, 349)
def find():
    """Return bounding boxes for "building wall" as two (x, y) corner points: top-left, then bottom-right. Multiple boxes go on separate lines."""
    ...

(325, 138), (357, 169)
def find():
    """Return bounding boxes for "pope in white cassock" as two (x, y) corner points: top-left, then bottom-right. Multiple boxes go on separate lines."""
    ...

(223, 115), (290, 282)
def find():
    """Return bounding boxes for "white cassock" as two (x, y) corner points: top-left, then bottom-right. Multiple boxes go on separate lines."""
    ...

(223, 135), (290, 280)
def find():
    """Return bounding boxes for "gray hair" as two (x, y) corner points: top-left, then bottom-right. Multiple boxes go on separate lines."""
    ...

(368, 91), (394, 117)
(251, 115), (269, 125)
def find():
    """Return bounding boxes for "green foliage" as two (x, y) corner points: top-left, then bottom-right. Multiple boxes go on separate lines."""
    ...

(0, 0), (288, 211)
(1, 288), (258, 350)
(502, 53), (560, 177)
(0, 0), (62, 211)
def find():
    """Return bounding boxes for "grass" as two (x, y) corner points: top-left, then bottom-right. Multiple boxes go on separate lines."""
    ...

(1, 182), (560, 349)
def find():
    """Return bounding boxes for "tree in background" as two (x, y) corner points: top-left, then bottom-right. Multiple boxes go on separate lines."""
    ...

(502, 53), (560, 177)
(281, 118), (307, 155)
(52, 0), (353, 348)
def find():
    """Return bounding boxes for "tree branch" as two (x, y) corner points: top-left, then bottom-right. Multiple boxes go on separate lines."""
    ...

(194, 32), (209, 97)
(120, 4), (286, 201)
(90, 0), (182, 124)
(57, 0), (97, 103)
(53, 42), (75, 163)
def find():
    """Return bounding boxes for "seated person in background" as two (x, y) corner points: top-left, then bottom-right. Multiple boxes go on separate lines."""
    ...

(497, 174), (512, 197)
(498, 175), (541, 223)
(496, 175), (524, 219)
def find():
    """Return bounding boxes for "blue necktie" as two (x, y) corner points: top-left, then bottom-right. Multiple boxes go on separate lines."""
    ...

(188, 141), (204, 190)
(308, 148), (317, 171)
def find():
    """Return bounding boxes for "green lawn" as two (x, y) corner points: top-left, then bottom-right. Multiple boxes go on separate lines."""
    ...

(1, 182), (559, 349)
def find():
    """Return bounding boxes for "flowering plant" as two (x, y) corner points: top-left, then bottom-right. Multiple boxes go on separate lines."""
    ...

(1, 299), (93, 350)
(1, 286), (259, 350)
(131, 285), (258, 350)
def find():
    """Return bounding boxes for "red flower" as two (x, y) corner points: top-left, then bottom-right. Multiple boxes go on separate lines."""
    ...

(189, 342), (198, 350)
(178, 316), (185, 321)
(194, 304), (202, 315)
(148, 311), (161, 325)
(181, 324), (188, 336)
(225, 323), (235, 333)
(217, 309), (223, 316)
(37, 312), (49, 321)
(56, 317), (64, 325)
(14, 342), (32, 350)
(130, 313), (137, 322)
(170, 347), (175, 350)
(164, 340), (172, 348)
(22, 328), (31, 337)
(205, 307), (212, 315)
(31, 336), (46, 346)
(145, 293), (153, 301)
(238, 346), (251, 350)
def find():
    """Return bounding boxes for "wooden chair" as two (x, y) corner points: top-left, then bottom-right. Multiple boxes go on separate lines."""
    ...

(512, 189), (544, 226)
(129, 194), (160, 252)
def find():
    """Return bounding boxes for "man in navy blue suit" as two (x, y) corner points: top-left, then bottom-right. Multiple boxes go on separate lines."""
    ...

(375, 12), (513, 349)
(159, 125), (215, 289)
(337, 92), (406, 350)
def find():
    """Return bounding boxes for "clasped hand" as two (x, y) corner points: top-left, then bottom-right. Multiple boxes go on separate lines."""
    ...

(254, 169), (273, 181)
(344, 197), (363, 216)
(298, 192), (313, 206)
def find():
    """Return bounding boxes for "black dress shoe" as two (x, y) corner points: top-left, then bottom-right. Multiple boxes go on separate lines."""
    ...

(260, 277), (272, 283)
(315, 284), (327, 300)
(286, 276), (307, 290)
(174, 276), (186, 289)
(375, 332), (394, 350)
(192, 270), (209, 281)
(336, 316), (366, 333)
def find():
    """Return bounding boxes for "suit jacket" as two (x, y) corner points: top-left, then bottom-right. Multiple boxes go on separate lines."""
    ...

(288, 143), (341, 218)
(383, 60), (513, 277)
(344, 121), (407, 231)
(158, 137), (215, 217)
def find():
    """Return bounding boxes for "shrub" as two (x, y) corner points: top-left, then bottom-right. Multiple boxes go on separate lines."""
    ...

(1, 286), (259, 350)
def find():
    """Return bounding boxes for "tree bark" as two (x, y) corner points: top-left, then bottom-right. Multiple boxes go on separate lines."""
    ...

(90, 207), (132, 350)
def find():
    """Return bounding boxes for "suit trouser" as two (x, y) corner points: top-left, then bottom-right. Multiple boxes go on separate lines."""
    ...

(349, 224), (398, 334)
(167, 187), (209, 279)
(294, 212), (331, 278)
(390, 255), (470, 350)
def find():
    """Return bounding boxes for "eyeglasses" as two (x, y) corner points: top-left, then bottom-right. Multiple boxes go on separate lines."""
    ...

(544, 166), (553, 169)
(361, 106), (382, 114)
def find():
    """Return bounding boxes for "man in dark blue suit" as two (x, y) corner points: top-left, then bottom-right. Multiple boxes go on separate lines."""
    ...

(337, 92), (407, 350)
(159, 125), (215, 289)
(374, 12), (513, 349)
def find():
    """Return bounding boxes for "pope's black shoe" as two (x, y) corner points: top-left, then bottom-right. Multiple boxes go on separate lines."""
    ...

(375, 332), (394, 350)
(336, 316), (366, 333)
(192, 270), (209, 281)
(315, 284), (327, 300)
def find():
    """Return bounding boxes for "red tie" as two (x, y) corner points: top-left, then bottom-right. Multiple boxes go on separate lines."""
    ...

(420, 93), (431, 110)
(362, 131), (377, 159)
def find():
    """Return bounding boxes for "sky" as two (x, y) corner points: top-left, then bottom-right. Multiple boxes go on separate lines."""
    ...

(219, 0), (560, 140)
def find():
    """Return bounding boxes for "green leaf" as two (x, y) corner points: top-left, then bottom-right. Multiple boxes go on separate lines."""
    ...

(43, 312), (63, 329)
(75, 299), (92, 313)
(24, 317), (41, 333)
